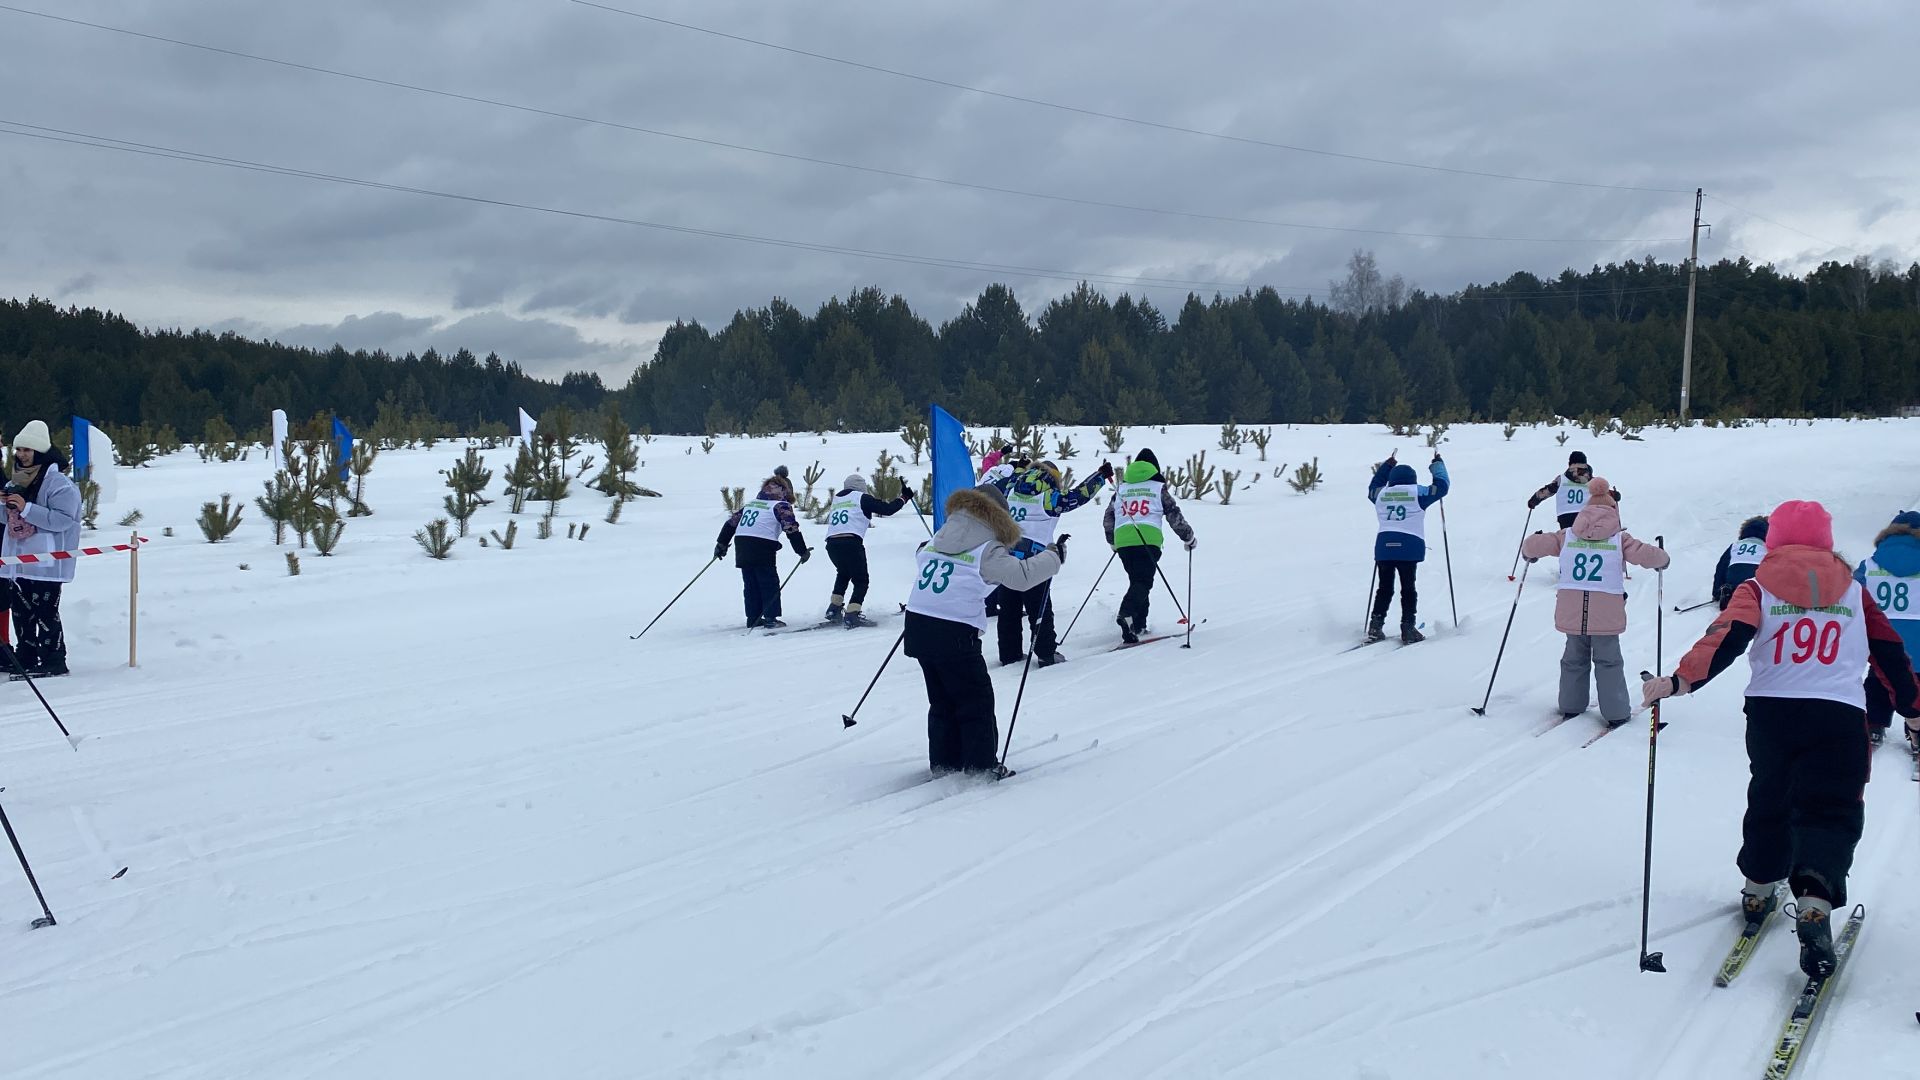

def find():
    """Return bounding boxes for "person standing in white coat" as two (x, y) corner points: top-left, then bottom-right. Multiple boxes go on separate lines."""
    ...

(2, 420), (83, 677)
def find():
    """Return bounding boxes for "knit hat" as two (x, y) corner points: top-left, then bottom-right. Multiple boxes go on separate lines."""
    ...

(1568, 450), (1587, 466)
(973, 483), (1009, 510)
(12, 420), (51, 454)
(843, 474), (869, 493)
(774, 465), (789, 480)
(1894, 511), (1920, 531)
(1768, 500), (1834, 550)
(1136, 448), (1159, 468)
(1586, 476), (1615, 506)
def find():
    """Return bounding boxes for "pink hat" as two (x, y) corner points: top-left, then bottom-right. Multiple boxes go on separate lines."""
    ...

(1586, 476), (1615, 505)
(1767, 500), (1833, 550)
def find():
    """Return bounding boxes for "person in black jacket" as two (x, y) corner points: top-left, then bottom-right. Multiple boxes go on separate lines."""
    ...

(714, 473), (810, 629)
(823, 473), (913, 628)
(1712, 516), (1769, 610)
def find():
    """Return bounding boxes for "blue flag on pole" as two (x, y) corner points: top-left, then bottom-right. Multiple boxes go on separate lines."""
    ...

(929, 404), (974, 531)
(331, 417), (353, 481)
(71, 416), (92, 479)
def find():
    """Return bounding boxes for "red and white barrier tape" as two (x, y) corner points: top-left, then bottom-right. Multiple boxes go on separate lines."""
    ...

(0, 536), (149, 567)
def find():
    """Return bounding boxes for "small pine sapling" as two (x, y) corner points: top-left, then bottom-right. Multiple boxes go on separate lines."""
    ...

(197, 494), (243, 543)
(802, 460), (826, 505)
(536, 515), (554, 540)
(1054, 434), (1078, 459)
(76, 476), (101, 530)
(255, 471), (297, 544)
(700, 437), (716, 454)
(567, 522), (578, 540)
(1219, 469), (1240, 505)
(722, 486), (746, 513)
(1248, 426), (1272, 461)
(1503, 421), (1519, 441)
(913, 474), (933, 516)
(117, 509), (143, 528)
(415, 518), (455, 559)
(1185, 451), (1217, 501)
(1426, 422), (1450, 450)
(490, 520), (519, 550)
(900, 417), (929, 464)
(311, 498), (345, 556)
(1218, 421), (1242, 453)
(1555, 431), (1570, 447)
(444, 447), (494, 537)
(1287, 457), (1323, 494)
(604, 499), (625, 525)
(579, 524), (590, 540)
(1099, 423), (1125, 453)
(503, 442), (540, 514)
(347, 442), (379, 516)
(285, 551), (301, 576)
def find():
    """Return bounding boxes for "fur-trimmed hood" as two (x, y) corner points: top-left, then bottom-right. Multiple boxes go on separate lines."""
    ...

(936, 486), (1022, 549)
(1870, 514), (1920, 577)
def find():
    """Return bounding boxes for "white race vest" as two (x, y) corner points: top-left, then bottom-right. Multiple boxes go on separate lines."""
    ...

(1747, 583), (1870, 708)
(1556, 479), (1591, 518)
(907, 542), (995, 631)
(735, 499), (784, 541)
(826, 493), (870, 539)
(979, 464), (1015, 486)
(1007, 489), (1058, 543)
(1374, 484), (1426, 540)
(1863, 558), (1919, 623)
(1112, 480), (1165, 541)
(1557, 532), (1626, 595)
(1727, 539), (1766, 568)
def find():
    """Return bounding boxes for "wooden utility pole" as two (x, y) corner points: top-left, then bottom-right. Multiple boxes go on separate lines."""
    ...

(1679, 188), (1706, 422)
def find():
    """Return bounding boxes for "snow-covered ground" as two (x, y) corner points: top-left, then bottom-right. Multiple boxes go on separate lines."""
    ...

(5, 418), (1920, 1079)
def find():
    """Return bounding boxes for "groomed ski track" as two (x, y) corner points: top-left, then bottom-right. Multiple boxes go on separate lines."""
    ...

(4, 421), (1918, 1078)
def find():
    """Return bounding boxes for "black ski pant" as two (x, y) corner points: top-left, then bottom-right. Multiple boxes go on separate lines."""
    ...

(995, 581), (1056, 664)
(827, 536), (870, 606)
(5, 579), (65, 675)
(740, 565), (782, 623)
(904, 612), (999, 772)
(1864, 673), (1893, 731)
(1370, 560), (1418, 625)
(1738, 697), (1870, 906)
(1116, 545), (1160, 631)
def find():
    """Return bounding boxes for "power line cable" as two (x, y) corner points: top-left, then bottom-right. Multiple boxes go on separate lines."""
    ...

(1703, 194), (1859, 257)
(570, 0), (1693, 196)
(0, 118), (1302, 295)
(0, 4), (1685, 247)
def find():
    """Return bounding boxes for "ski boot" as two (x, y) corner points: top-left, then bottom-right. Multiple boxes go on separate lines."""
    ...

(844, 605), (875, 628)
(760, 617), (788, 630)
(1795, 901), (1837, 979)
(1740, 881), (1780, 929)
(1364, 616), (1387, 644)
(1117, 616), (1140, 645)
(745, 617), (763, 629)
(1869, 725), (1888, 748)
(825, 599), (844, 621)
(1400, 622), (1425, 645)
(1038, 652), (1069, 668)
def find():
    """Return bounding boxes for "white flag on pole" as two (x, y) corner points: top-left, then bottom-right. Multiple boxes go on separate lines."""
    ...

(270, 409), (289, 469)
(518, 407), (537, 448)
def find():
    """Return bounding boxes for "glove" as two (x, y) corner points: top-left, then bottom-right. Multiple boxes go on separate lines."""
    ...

(1185, 536), (1198, 552)
(1051, 533), (1069, 565)
(1612, 487), (1624, 502)
(797, 547), (812, 564)
(713, 543), (728, 560)
(1527, 495), (1543, 509)
(1096, 461), (1115, 481)
(899, 483), (915, 501)
(1641, 674), (1688, 707)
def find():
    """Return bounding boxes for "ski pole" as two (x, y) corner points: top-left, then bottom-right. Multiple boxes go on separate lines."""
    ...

(0, 796), (56, 929)
(840, 628), (904, 729)
(1154, 563), (1191, 624)
(0, 643), (79, 751)
(779, 559), (804, 592)
(1183, 545), (1194, 649)
(1439, 500), (1460, 630)
(910, 497), (935, 538)
(1637, 539), (1668, 974)
(998, 589), (1055, 771)
(1057, 549), (1117, 646)
(1507, 505), (1536, 581)
(1673, 598), (1715, 614)
(629, 556), (718, 641)
(1470, 560), (1532, 715)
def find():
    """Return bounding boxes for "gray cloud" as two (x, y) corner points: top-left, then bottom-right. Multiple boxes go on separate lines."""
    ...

(0, 0), (1914, 384)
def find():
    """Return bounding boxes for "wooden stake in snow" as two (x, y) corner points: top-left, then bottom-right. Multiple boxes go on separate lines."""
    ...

(128, 529), (140, 669)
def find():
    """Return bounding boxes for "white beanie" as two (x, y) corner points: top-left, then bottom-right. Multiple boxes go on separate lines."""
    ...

(844, 474), (869, 493)
(13, 420), (52, 454)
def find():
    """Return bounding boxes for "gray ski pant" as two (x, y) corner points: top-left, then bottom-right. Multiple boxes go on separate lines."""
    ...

(1560, 634), (1629, 722)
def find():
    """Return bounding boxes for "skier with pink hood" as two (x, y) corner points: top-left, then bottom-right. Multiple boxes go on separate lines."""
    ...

(1520, 476), (1671, 726)
(1643, 500), (1920, 979)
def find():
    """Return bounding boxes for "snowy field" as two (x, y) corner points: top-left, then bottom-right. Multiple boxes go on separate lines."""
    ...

(5, 418), (1920, 1079)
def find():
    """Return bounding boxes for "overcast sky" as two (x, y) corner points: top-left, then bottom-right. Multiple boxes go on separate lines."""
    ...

(3, 0), (1916, 384)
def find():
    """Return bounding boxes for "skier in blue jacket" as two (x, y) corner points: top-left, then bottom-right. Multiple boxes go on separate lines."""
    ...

(1366, 451), (1449, 644)
(1855, 510), (1920, 742)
